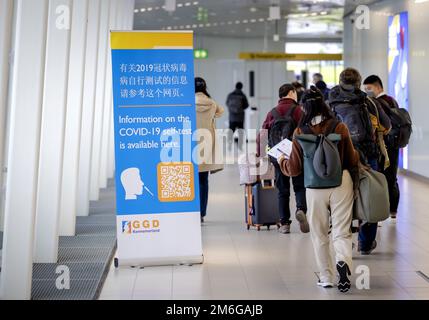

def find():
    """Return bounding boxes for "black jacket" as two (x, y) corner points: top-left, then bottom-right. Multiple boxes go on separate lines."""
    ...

(226, 89), (249, 122)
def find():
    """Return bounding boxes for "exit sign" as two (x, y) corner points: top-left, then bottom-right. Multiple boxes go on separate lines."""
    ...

(194, 49), (208, 59)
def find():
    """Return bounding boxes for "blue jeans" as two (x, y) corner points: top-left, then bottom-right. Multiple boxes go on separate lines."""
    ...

(358, 157), (378, 251)
(199, 172), (209, 218)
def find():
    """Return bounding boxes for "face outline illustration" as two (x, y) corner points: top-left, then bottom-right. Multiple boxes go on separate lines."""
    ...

(120, 167), (144, 200)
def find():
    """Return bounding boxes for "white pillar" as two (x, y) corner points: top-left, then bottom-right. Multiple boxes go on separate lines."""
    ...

(0, 0), (14, 231)
(107, 0), (125, 180)
(77, 0), (101, 217)
(34, 0), (73, 263)
(98, 0), (117, 190)
(59, 0), (89, 236)
(89, 0), (111, 201)
(126, 0), (135, 30)
(0, 0), (49, 300)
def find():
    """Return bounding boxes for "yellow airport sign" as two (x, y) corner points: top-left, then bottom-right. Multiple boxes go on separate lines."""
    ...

(239, 52), (343, 61)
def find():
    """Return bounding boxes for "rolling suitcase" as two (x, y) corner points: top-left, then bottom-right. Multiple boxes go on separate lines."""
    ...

(245, 180), (280, 231)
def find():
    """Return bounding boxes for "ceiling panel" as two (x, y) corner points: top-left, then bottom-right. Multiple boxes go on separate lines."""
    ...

(133, 0), (378, 40)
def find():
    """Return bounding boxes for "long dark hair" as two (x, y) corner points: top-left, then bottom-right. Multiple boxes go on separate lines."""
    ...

(299, 86), (334, 127)
(195, 77), (211, 98)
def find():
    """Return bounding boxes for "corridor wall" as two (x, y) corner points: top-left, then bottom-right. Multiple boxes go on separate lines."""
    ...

(343, 0), (429, 178)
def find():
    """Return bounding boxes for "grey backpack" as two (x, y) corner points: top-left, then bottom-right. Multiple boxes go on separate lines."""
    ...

(353, 169), (390, 223)
(297, 120), (342, 189)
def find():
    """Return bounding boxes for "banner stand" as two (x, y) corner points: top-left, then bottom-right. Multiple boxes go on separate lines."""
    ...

(110, 31), (203, 267)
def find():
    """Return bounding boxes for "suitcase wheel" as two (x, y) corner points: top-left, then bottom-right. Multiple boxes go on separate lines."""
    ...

(267, 225), (270, 230)
(247, 224), (250, 230)
(257, 226), (261, 231)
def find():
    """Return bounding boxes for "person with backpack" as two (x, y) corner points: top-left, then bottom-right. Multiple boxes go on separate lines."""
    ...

(329, 68), (391, 255)
(257, 84), (308, 234)
(278, 86), (359, 292)
(315, 80), (330, 102)
(226, 82), (249, 144)
(363, 75), (412, 219)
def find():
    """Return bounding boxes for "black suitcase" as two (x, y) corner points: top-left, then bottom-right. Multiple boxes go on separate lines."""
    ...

(245, 180), (280, 231)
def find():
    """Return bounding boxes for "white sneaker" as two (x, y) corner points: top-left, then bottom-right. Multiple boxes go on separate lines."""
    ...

(317, 281), (334, 288)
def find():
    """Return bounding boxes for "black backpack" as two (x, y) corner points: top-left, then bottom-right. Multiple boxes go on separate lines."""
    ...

(378, 98), (412, 148)
(331, 97), (376, 157)
(227, 93), (245, 114)
(268, 105), (298, 149)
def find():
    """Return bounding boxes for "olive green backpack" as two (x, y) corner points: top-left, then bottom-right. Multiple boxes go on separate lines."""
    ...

(296, 120), (342, 189)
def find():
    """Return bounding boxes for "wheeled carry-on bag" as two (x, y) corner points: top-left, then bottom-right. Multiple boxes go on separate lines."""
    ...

(245, 180), (280, 231)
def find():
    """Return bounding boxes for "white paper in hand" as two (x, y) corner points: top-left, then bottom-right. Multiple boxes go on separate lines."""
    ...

(267, 138), (293, 160)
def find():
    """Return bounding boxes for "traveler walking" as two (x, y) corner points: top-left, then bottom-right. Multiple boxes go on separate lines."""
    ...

(195, 77), (225, 223)
(364, 75), (410, 219)
(226, 82), (249, 144)
(257, 84), (308, 234)
(278, 86), (359, 292)
(329, 68), (391, 255)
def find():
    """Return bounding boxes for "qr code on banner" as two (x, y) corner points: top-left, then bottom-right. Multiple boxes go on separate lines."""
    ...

(157, 162), (195, 202)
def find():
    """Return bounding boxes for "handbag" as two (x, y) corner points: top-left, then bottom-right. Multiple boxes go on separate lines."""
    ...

(353, 168), (390, 223)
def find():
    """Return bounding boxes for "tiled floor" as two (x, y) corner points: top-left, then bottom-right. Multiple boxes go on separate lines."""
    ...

(99, 157), (429, 300)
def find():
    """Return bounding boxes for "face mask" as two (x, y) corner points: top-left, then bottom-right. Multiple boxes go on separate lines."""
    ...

(366, 90), (376, 98)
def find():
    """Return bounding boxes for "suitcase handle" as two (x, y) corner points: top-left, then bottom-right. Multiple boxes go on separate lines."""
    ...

(261, 179), (275, 189)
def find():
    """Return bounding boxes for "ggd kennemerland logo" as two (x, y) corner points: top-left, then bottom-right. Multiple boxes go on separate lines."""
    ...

(121, 219), (160, 235)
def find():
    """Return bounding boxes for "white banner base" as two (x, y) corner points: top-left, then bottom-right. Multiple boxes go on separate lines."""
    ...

(117, 255), (204, 268)
(116, 212), (203, 267)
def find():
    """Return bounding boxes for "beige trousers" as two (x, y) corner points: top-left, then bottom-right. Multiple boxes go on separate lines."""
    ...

(307, 170), (354, 283)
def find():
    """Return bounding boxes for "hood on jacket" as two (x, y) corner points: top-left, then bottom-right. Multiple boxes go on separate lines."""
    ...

(329, 85), (366, 104)
(196, 92), (214, 112)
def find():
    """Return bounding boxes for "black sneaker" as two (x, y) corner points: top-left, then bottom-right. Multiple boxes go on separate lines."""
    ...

(359, 240), (377, 255)
(201, 217), (205, 223)
(336, 261), (351, 293)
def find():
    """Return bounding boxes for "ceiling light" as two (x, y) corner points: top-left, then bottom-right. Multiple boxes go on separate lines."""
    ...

(185, 2), (191, 6)
(213, 22), (218, 26)
(251, 19), (257, 23)
(258, 18), (264, 22)
(164, 0), (176, 12)
(155, 6), (160, 10)
(140, 8), (146, 12)
(235, 20), (240, 24)
(177, 3), (183, 7)
(269, 6), (281, 20)
(245, 27), (251, 32)
(186, 25), (191, 28)
(193, 1), (199, 5)
(134, 9), (139, 13)
(147, 7), (152, 11)
(243, 19), (249, 23)
(250, 7), (257, 12)
(192, 24), (197, 28)
(199, 24), (204, 27)
(227, 21), (233, 25)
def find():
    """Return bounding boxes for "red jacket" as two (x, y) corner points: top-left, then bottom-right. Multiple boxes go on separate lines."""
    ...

(257, 98), (303, 156)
